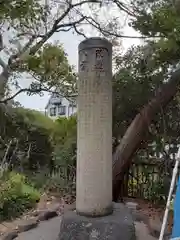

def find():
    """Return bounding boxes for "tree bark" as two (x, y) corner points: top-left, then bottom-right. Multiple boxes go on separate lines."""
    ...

(112, 68), (180, 201)
(0, 70), (10, 100)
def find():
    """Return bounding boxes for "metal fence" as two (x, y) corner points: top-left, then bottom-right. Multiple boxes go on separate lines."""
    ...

(126, 161), (174, 203)
(52, 161), (173, 203)
(51, 165), (76, 182)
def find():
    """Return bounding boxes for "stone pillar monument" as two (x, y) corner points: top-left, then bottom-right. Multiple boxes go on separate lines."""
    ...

(76, 38), (112, 217)
(58, 38), (136, 240)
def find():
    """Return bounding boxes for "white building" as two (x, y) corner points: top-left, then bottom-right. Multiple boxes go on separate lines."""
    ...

(45, 92), (77, 120)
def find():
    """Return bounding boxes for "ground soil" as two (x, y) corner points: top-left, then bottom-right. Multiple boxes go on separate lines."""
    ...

(124, 197), (172, 237)
(0, 195), (171, 240)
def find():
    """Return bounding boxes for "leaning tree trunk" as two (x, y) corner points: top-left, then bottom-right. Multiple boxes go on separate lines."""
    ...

(112, 68), (180, 201)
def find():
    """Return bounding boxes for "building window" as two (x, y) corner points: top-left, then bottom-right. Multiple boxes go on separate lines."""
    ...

(52, 92), (59, 98)
(69, 103), (76, 107)
(58, 105), (66, 115)
(50, 107), (56, 116)
(51, 93), (62, 104)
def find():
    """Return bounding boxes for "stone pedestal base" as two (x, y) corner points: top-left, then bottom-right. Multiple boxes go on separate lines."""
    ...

(58, 203), (136, 240)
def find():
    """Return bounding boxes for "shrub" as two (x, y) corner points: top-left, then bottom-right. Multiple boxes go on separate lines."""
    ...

(45, 172), (73, 192)
(0, 172), (40, 220)
(26, 168), (76, 201)
(44, 171), (76, 203)
(26, 169), (49, 190)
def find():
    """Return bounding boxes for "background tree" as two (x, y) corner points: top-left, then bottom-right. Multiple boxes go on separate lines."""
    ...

(112, 0), (180, 200)
(0, 0), (142, 102)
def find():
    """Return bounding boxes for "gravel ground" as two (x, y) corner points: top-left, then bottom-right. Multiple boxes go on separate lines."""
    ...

(15, 216), (158, 240)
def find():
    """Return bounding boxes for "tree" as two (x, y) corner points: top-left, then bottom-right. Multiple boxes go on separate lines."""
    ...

(112, 0), (180, 200)
(0, 104), (55, 171)
(2, 42), (77, 103)
(52, 116), (77, 167)
(0, 0), (155, 102)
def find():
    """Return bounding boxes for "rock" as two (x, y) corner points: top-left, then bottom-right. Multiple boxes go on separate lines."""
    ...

(1, 230), (18, 240)
(126, 202), (138, 211)
(0, 224), (8, 235)
(37, 210), (58, 221)
(30, 203), (62, 218)
(36, 193), (49, 210)
(58, 203), (136, 240)
(17, 219), (38, 233)
(148, 218), (169, 238)
(50, 203), (62, 213)
(64, 203), (76, 212)
(30, 210), (39, 217)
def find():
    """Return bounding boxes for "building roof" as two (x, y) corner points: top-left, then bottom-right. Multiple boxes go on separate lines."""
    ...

(45, 92), (77, 109)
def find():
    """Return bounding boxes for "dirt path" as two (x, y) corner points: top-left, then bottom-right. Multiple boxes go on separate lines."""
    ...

(135, 222), (157, 240)
(15, 216), (157, 240)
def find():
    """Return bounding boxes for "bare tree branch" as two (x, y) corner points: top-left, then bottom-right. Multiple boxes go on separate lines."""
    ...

(7, 0), (159, 72)
(0, 33), (3, 51)
(113, 0), (137, 18)
(0, 0), (164, 103)
(56, 27), (73, 32)
(0, 58), (8, 71)
(8, 36), (36, 66)
(7, 1), (98, 69)
(74, 25), (87, 38)
(16, 31), (46, 39)
(0, 85), (77, 104)
(0, 87), (51, 103)
(85, 16), (163, 39)
(56, 17), (86, 30)
(52, 0), (98, 30)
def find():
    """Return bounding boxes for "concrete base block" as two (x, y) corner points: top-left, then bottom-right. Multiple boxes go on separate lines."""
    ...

(58, 203), (136, 240)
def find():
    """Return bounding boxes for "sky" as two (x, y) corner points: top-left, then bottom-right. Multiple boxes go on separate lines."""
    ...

(13, 23), (140, 112)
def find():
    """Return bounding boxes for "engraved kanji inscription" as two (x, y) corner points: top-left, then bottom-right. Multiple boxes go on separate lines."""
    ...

(93, 48), (108, 72)
(79, 51), (88, 72)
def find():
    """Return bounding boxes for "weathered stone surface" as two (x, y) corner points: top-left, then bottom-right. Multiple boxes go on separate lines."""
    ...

(17, 219), (38, 232)
(37, 210), (58, 221)
(32, 203), (61, 217)
(1, 230), (18, 240)
(77, 37), (113, 217)
(58, 203), (136, 240)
